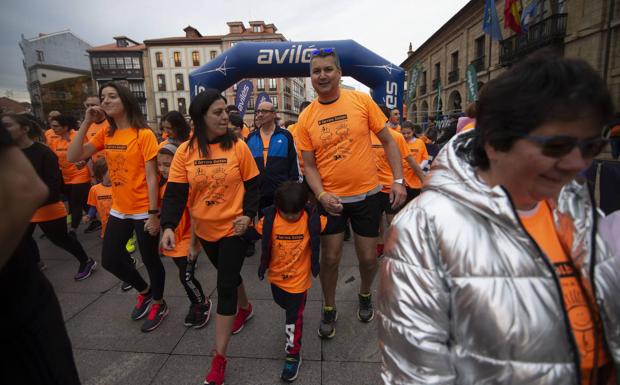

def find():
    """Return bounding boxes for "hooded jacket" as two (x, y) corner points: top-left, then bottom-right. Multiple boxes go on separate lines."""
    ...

(377, 132), (620, 385)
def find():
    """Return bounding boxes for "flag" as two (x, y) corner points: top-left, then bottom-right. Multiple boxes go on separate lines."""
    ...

(504, 0), (522, 33)
(234, 80), (253, 118)
(255, 92), (271, 109)
(466, 64), (478, 101)
(483, 0), (503, 41)
(520, 0), (539, 32)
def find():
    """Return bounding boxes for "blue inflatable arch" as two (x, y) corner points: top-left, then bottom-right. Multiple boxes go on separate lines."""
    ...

(189, 40), (405, 114)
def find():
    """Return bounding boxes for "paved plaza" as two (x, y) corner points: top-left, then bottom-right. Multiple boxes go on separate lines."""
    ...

(39, 227), (381, 385)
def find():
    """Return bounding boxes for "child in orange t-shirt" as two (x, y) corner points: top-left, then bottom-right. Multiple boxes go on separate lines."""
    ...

(158, 143), (212, 328)
(250, 181), (327, 382)
(83, 158), (112, 239)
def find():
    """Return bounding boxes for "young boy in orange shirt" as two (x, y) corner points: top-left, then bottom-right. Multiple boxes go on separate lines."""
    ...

(83, 159), (112, 239)
(158, 143), (212, 328)
(251, 181), (326, 383)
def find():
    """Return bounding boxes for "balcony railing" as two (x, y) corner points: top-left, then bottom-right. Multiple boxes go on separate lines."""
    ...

(132, 91), (146, 100)
(419, 84), (427, 95)
(500, 13), (567, 66)
(448, 69), (459, 83)
(471, 56), (485, 73)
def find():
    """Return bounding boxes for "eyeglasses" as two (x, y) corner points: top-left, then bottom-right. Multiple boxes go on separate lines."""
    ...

(255, 109), (275, 114)
(311, 48), (335, 56)
(518, 132), (609, 158)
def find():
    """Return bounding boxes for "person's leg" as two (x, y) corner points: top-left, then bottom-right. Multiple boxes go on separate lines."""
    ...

(320, 233), (344, 307)
(102, 216), (148, 291)
(610, 137), (620, 159)
(172, 257), (205, 304)
(39, 217), (89, 264)
(67, 183), (90, 231)
(132, 219), (164, 302)
(353, 234), (378, 294)
(276, 286), (307, 357)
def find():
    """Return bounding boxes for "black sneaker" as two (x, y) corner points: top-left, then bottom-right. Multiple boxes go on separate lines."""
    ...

(84, 220), (102, 234)
(74, 259), (97, 281)
(357, 293), (374, 322)
(131, 292), (153, 320)
(184, 303), (197, 327)
(141, 301), (169, 332)
(192, 299), (212, 329)
(281, 354), (302, 383)
(121, 281), (133, 291)
(318, 307), (337, 339)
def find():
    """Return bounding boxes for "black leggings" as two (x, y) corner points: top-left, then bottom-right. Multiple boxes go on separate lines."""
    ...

(101, 215), (165, 300)
(172, 257), (206, 304)
(28, 216), (89, 264)
(64, 183), (90, 230)
(199, 236), (248, 315)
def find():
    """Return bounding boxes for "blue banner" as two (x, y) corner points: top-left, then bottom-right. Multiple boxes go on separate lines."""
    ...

(234, 80), (253, 117)
(255, 92), (271, 109)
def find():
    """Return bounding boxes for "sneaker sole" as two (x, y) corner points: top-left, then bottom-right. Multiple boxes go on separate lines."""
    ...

(131, 298), (153, 321)
(75, 261), (97, 281)
(282, 356), (302, 383)
(141, 306), (169, 332)
(231, 306), (254, 335)
(120, 283), (133, 292)
(193, 299), (213, 329)
(317, 328), (336, 339)
(357, 311), (375, 323)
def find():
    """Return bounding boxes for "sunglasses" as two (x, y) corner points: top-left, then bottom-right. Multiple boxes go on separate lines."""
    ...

(311, 48), (335, 56)
(518, 132), (609, 158)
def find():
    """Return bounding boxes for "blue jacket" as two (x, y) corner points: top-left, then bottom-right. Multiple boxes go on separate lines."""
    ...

(246, 127), (301, 198)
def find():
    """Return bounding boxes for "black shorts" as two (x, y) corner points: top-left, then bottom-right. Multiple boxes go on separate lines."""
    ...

(377, 191), (401, 215)
(405, 187), (421, 205)
(320, 192), (382, 237)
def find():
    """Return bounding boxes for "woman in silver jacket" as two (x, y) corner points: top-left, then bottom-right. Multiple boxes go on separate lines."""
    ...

(378, 53), (619, 385)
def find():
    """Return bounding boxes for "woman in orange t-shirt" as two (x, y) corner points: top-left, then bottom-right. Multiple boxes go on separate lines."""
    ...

(160, 89), (260, 385)
(2, 113), (95, 280)
(68, 82), (168, 333)
(48, 115), (92, 236)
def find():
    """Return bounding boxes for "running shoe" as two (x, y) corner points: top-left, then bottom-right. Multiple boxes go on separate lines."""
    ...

(126, 235), (136, 254)
(231, 302), (253, 334)
(84, 219), (102, 234)
(357, 293), (374, 322)
(131, 292), (153, 320)
(281, 354), (302, 383)
(193, 299), (212, 329)
(318, 307), (338, 339)
(141, 301), (169, 332)
(74, 259), (97, 281)
(120, 257), (137, 291)
(204, 352), (227, 385)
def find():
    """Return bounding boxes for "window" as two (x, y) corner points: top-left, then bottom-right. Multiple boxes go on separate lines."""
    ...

(451, 51), (459, 71)
(173, 51), (181, 67)
(132, 57), (140, 69)
(159, 98), (169, 115)
(272, 96), (278, 109)
(36, 50), (44, 62)
(124, 57), (132, 69)
(434, 63), (441, 80)
(421, 71), (427, 86)
(155, 52), (163, 67)
(257, 79), (265, 90)
(210, 50), (217, 60)
(192, 51), (200, 66)
(100, 57), (109, 69)
(269, 78), (277, 90)
(157, 74), (166, 91)
(175, 74), (184, 91)
(178, 98), (187, 115)
(252, 25), (262, 33)
(248, 96), (255, 110)
(92, 57), (100, 70)
(475, 36), (485, 59)
(116, 57), (125, 69)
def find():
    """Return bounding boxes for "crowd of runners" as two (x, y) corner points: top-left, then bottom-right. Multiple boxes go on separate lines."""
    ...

(2, 47), (620, 385)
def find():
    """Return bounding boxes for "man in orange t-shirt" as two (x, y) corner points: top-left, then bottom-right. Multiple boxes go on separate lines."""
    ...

(296, 48), (406, 339)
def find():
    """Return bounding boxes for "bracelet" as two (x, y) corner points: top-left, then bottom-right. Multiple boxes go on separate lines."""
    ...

(316, 191), (327, 201)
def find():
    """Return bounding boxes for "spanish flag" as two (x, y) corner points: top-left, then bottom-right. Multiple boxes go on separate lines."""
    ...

(504, 0), (522, 33)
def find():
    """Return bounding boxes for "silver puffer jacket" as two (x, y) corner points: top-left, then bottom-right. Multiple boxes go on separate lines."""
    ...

(377, 133), (620, 385)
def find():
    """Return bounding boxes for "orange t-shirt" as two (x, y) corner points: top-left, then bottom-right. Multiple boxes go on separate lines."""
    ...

(462, 121), (475, 132)
(389, 124), (401, 133)
(241, 124), (251, 140)
(89, 127), (159, 214)
(419, 134), (433, 144)
(87, 183), (112, 238)
(260, 131), (271, 167)
(256, 211), (327, 293)
(288, 123), (304, 176)
(168, 139), (260, 242)
(85, 120), (108, 163)
(44, 129), (58, 143)
(48, 131), (92, 184)
(403, 138), (428, 189)
(520, 201), (610, 384)
(31, 202), (67, 223)
(371, 129), (409, 193)
(159, 181), (191, 257)
(296, 89), (385, 197)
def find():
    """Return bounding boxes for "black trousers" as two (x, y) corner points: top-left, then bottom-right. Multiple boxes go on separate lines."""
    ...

(271, 284), (307, 357)
(64, 182), (90, 230)
(28, 216), (89, 264)
(172, 257), (206, 304)
(199, 236), (248, 315)
(101, 215), (165, 300)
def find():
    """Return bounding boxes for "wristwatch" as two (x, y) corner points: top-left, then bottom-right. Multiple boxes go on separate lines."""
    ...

(393, 178), (404, 185)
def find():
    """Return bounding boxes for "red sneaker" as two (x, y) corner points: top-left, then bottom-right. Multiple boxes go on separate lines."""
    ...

(231, 302), (253, 335)
(203, 352), (227, 385)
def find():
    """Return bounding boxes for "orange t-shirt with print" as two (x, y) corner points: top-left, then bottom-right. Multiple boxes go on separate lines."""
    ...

(256, 211), (327, 293)
(87, 183), (112, 238)
(89, 127), (159, 214)
(296, 89), (385, 197)
(520, 201), (610, 385)
(168, 139), (260, 242)
(288, 123), (304, 175)
(159, 181), (191, 257)
(31, 202), (67, 223)
(403, 138), (428, 189)
(85, 120), (108, 163)
(48, 131), (92, 184)
(44, 129), (58, 143)
(371, 129), (409, 193)
(260, 131), (271, 167)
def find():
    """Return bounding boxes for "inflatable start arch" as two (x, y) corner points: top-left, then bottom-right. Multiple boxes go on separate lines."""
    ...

(189, 40), (405, 113)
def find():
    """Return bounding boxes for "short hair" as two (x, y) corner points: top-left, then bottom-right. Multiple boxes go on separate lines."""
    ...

(401, 121), (414, 130)
(309, 48), (341, 71)
(229, 113), (243, 128)
(84, 95), (99, 102)
(274, 181), (308, 214)
(226, 104), (239, 114)
(470, 51), (614, 170)
(50, 114), (78, 130)
(464, 102), (477, 118)
(93, 158), (108, 182)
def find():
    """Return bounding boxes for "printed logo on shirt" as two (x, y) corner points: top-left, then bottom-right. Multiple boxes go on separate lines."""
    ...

(194, 158), (227, 166)
(108, 153), (129, 187)
(55, 147), (67, 152)
(317, 115), (353, 161)
(104, 144), (128, 151)
(192, 164), (229, 207)
(318, 115), (347, 125)
(273, 238), (304, 281)
(276, 234), (304, 241)
(97, 195), (112, 200)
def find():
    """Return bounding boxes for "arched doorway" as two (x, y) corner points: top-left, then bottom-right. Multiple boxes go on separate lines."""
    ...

(432, 95), (443, 119)
(420, 100), (429, 124)
(448, 90), (462, 115)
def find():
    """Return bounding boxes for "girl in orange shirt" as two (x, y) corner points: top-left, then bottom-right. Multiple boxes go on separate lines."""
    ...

(159, 110), (190, 148)
(160, 89), (260, 385)
(67, 82), (168, 333)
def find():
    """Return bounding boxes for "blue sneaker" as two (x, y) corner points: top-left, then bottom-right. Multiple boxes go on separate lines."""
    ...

(74, 259), (96, 281)
(281, 354), (302, 382)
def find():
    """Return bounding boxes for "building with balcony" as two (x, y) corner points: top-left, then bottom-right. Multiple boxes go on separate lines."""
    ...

(401, 0), (619, 125)
(88, 36), (148, 118)
(20, 30), (94, 120)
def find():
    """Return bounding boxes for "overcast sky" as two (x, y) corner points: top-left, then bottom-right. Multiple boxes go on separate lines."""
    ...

(1, 0), (470, 99)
